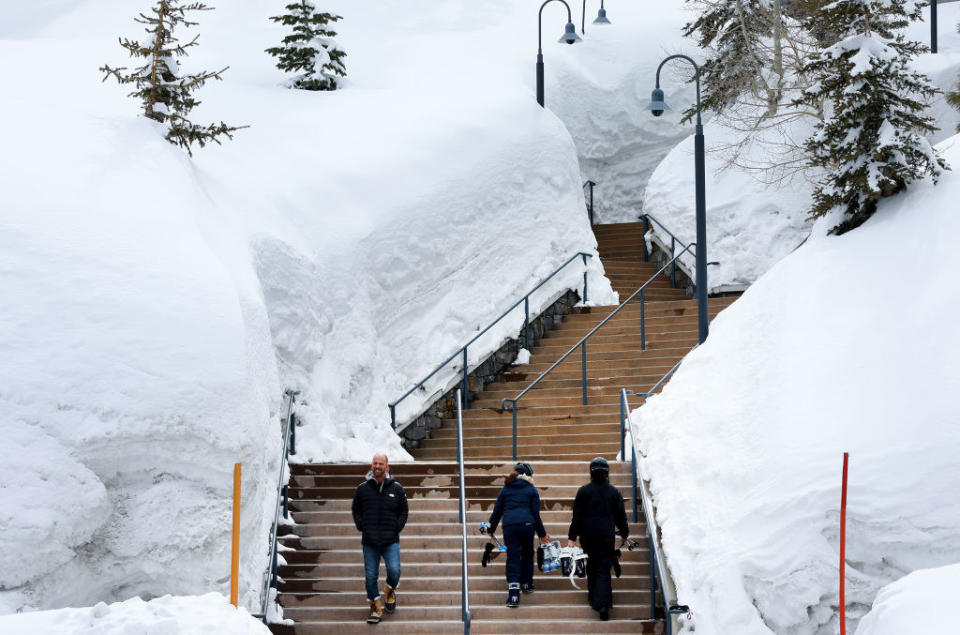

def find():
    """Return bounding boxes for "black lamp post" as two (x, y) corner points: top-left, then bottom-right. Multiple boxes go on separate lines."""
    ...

(582, 0), (611, 33)
(537, 0), (581, 107)
(931, 0), (938, 54)
(645, 54), (709, 344)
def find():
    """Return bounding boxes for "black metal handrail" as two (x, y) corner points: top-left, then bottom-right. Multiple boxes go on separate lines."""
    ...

(455, 389), (471, 634)
(389, 252), (593, 431)
(620, 387), (690, 634)
(252, 389), (298, 623)
(583, 180), (596, 225)
(500, 243), (696, 461)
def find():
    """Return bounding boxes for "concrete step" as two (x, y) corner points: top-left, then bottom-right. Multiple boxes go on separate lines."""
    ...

(281, 603), (654, 621)
(271, 617), (664, 634)
(278, 545), (649, 565)
(279, 574), (651, 593)
(279, 588), (650, 607)
(278, 560), (650, 578)
(279, 521), (645, 538)
(289, 461), (630, 476)
(289, 473), (633, 488)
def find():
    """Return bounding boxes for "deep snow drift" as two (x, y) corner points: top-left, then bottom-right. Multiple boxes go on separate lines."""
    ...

(0, 593), (269, 635)
(0, 0), (623, 615)
(632, 135), (960, 634)
(642, 3), (960, 291)
(854, 563), (960, 635)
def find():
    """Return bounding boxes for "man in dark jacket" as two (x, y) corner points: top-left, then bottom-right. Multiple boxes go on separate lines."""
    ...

(487, 462), (550, 608)
(352, 453), (408, 624)
(567, 456), (629, 621)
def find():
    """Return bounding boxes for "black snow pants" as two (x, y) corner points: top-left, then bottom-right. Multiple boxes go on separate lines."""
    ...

(581, 535), (615, 610)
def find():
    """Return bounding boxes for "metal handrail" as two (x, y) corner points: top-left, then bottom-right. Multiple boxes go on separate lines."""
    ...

(455, 389), (472, 634)
(583, 180), (596, 225)
(500, 244), (696, 461)
(389, 251), (593, 431)
(620, 387), (689, 634)
(618, 356), (685, 461)
(252, 389), (298, 623)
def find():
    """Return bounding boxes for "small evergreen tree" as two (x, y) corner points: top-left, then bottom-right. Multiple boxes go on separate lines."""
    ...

(797, 0), (947, 234)
(266, 1), (346, 91)
(948, 23), (960, 131)
(101, 0), (244, 155)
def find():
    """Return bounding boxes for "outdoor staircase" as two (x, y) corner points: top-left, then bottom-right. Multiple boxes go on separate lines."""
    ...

(270, 222), (738, 634)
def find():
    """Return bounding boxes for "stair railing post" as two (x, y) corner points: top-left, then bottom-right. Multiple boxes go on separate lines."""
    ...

(289, 413), (296, 456)
(510, 401), (518, 462)
(582, 253), (589, 303)
(282, 484), (289, 520)
(389, 404), (396, 430)
(670, 237), (677, 288)
(581, 341), (588, 405)
(642, 215), (650, 262)
(462, 347), (469, 408)
(640, 289), (646, 350)
(524, 296), (531, 350)
(588, 180), (595, 225)
(619, 393), (626, 460)
(632, 436), (639, 522)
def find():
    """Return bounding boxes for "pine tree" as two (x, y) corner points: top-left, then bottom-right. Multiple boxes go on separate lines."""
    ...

(797, 0), (947, 234)
(266, 1), (346, 91)
(948, 23), (960, 131)
(101, 0), (244, 155)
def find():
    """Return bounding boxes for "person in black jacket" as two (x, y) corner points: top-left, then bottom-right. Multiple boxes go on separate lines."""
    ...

(487, 462), (550, 608)
(567, 456), (629, 621)
(351, 453), (408, 624)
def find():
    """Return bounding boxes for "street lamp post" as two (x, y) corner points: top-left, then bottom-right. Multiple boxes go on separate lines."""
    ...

(582, 0), (611, 33)
(537, 0), (581, 107)
(645, 54), (709, 344)
(931, 0), (938, 54)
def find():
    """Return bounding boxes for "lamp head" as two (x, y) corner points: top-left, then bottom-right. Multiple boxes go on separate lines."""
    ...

(559, 22), (581, 45)
(645, 87), (670, 117)
(593, 8), (611, 24)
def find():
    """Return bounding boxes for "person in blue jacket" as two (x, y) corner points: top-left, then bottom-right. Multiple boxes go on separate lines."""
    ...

(486, 462), (550, 608)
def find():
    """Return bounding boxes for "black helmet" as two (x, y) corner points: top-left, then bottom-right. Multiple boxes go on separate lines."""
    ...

(514, 462), (534, 477)
(589, 457), (609, 473)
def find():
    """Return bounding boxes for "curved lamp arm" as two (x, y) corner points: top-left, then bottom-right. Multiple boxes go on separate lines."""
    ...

(655, 54), (702, 126)
(539, 0), (574, 52)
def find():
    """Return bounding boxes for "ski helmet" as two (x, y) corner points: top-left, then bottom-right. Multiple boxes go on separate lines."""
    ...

(514, 462), (534, 477)
(589, 457), (609, 473)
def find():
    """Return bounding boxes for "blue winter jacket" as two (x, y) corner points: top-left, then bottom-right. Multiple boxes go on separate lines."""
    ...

(488, 475), (547, 537)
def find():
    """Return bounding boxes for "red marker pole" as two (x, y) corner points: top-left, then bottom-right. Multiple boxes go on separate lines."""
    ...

(840, 452), (849, 635)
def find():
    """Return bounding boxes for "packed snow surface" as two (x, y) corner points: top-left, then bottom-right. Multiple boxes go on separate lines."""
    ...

(854, 563), (960, 635)
(632, 135), (960, 634)
(1, 0), (628, 615)
(0, 593), (270, 635)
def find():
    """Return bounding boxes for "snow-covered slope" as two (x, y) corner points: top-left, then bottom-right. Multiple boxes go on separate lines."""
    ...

(0, 0), (625, 615)
(854, 563), (960, 635)
(0, 593), (269, 635)
(642, 3), (960, 291)
(632, 134), (960, 634)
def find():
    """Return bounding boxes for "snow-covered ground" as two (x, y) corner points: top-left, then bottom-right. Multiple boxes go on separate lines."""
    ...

(632, 135), (960, 634)
(854, 563), (960, 635)
(0, 593), (269, 635)
(1, 0), (630, 616)
(643, 3), (960, 291)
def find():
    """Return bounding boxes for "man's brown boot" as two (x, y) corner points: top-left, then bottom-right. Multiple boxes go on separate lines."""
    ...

(367, 597), (383, 624)
(384, 586), (397, 613)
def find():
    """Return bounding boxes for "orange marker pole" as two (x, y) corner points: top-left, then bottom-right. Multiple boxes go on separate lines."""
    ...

(231, 462), (241, 607)
(839, 452), (848, 635)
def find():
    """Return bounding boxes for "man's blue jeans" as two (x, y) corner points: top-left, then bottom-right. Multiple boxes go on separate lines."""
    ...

(363, 542), (401, 601)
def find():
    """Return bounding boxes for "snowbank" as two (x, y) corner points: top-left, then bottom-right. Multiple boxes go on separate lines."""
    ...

(0, 593), (270, 635)
(632, 134), (960, 634)
(854, 563), (960, 635)
(0, 0), (619, 614)
(642, 3), (960, 291)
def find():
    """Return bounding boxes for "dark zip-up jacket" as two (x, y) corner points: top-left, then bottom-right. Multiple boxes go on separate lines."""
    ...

(352, 471), (409, 547)
(568, 480), (629, 542)
(488, 475), (547, 538)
